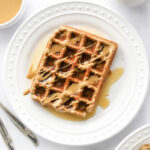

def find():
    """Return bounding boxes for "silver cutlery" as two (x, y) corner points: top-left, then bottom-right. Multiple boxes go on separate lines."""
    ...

(0, 118), (14, 150)
(0, 103), (39, 147)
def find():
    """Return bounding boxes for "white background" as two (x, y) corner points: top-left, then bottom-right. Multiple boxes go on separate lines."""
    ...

(0, 0), (150, 150)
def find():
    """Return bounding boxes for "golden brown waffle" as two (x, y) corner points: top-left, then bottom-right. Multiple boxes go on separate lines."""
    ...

(140, 144), (150, 150)
(30, 25), (118, 117)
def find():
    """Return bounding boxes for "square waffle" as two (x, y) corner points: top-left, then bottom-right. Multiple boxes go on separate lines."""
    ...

(30, 25), (118, 117)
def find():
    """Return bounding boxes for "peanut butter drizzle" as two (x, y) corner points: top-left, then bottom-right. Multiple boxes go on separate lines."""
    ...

(37, 71), (52, 82)
(43, 93), (60, 105)
(69, 36), (81, 45)
(43, 83), (80, 105)
(50, 44), (64, 54)
(0, 0), (22, 24)
(66, 83), (80, 95)
(102, 46), (110, 56)
(86, 75), (99, 85)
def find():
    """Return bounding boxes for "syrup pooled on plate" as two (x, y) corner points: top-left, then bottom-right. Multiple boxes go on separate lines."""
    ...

(97, 68), (124, 109)
(26, 35), (50, 79)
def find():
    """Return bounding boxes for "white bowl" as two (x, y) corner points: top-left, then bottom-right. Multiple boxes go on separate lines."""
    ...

(114, 0), (146, 6)
(116, 124), (150, 150)
(0, 0), (25, 29)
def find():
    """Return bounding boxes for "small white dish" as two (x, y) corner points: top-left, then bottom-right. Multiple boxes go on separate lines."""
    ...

(0, 0), (25, 29)
(116, 124), (150, 150)
(3, 1), (149, 146)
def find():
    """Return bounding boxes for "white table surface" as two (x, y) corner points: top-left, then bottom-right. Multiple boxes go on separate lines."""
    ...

(0, 0), (150, 149)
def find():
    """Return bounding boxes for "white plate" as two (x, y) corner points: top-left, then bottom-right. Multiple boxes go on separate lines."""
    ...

(4, 1), (149, 146)
(116, 124), (150, 150)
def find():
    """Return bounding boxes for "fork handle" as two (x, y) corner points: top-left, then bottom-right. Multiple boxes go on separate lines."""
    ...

(0, 118), (14, 150)
(0, 103), (38, 146)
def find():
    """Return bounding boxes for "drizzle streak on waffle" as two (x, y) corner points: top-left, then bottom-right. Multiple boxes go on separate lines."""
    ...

(30, 26), (118, 117)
